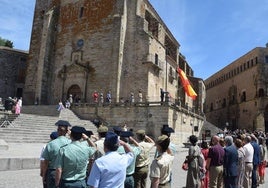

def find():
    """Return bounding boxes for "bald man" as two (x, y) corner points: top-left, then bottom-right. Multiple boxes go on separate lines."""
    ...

(206, 135), (225, 188)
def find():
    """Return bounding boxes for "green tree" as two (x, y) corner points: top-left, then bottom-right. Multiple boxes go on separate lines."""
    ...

(0, 37), (14, 48)
(5, 40), (14, 48)
(0, 37), (5, 46)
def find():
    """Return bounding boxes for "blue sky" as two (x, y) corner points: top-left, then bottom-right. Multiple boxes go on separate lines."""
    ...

(1, 0), (268, 79)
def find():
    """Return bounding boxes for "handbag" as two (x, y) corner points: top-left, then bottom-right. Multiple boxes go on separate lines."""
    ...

(182, 160), (188, 171)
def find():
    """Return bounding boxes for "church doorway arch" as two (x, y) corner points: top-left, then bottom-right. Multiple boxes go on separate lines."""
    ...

(265, 104), (268, 132)
(68, 85), (82, 103)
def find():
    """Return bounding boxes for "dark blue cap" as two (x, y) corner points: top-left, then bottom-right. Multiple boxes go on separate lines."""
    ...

(162, 125), (175, 133)
(71, 126), (86, 133)
(50, 131), (58, 139)
(104, 131), (119, 146)
(85, 130), (93, 137)
(113, 126), (122, 132)
(55, 120), (71, 127)
(120, 131), (134, 138)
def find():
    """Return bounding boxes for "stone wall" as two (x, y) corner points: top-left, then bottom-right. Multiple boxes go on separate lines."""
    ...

(0, 47), (28, 99)
(72, 102), (204, 145)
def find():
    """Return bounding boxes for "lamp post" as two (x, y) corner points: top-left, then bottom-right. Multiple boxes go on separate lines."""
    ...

(225, 122), (229, 136)
(190, 119), (194, 135)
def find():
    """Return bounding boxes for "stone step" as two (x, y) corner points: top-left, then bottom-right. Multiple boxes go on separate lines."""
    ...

(21, 105), (60, 117)
(0, 106), (97, 144)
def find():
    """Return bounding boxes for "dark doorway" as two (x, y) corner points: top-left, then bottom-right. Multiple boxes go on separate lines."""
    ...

(68, 85), (82, 103)
(16, 88), (23, 98)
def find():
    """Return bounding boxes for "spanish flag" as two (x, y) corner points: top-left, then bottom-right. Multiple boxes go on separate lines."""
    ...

(177, 67), (197, 100)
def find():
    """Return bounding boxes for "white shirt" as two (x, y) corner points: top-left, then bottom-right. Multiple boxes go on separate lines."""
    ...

(18, 99), (22, 107)
(243, 142), (254, 163)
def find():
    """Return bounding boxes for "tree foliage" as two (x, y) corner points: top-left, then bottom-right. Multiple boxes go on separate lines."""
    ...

(0, 37), (14, 48)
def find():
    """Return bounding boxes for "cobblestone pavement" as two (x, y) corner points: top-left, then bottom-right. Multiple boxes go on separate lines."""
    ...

(0, 145), (267, 188)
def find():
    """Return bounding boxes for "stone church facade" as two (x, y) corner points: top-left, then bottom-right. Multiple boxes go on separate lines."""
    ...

(24, 0), (186, 106)
(22, 0), (207, 143)
(205, 45), (268, 131)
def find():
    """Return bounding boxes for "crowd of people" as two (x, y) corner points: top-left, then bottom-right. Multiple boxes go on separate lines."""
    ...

(184, 130), (267, 188)
(40, 121), (177, 188)
(2, 96), (22, 114)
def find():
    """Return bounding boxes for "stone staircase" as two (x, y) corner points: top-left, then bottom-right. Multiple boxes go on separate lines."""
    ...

(0, 107), (97, 143)
(199, 120), (223, 139)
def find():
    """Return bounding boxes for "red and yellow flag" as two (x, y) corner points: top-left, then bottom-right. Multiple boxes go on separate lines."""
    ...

(177, 67), (197, 100)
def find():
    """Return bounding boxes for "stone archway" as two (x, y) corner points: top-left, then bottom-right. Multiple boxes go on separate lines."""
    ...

(68, 85), (82, 103)
(265, 105), (268, 132)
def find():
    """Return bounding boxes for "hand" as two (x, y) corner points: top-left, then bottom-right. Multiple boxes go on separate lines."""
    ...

(81, 133), (89, 140)
(119, 140), (126, 146)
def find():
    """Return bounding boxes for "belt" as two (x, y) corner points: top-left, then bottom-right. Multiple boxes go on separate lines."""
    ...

(245, 162), (252, 163)
(126, 174), (133, 177)
(61, 179), (85, 183)
(159, 182), (170, 186)
(136, 165), (148, 169)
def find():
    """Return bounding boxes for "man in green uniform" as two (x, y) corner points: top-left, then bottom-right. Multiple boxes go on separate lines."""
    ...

(55, 126), (96, 188)
(41, 120), (71, 188)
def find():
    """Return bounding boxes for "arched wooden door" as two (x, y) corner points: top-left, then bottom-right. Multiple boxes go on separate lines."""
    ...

(68, 85), (82, 103)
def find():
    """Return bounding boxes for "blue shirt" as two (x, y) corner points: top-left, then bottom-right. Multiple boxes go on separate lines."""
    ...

(87, 151), (134, 188)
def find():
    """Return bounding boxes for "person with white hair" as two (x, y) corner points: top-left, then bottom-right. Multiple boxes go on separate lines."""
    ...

(223, 136), (238, 188)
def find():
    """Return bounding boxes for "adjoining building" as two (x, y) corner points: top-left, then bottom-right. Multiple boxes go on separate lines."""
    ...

(0, 46), (28, 100)
(204, 44), (268, 132)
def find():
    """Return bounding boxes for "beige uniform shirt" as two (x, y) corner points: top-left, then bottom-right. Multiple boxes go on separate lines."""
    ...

(136, 141), (155, 167)
(150, 152), (174, 184)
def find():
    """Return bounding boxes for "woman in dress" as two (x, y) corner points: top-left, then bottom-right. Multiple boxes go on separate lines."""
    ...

(186, 135), (203, 188)
(201, 141), (209, 188)
(234, 138), (245, 188)
(15, 100), (21, 114)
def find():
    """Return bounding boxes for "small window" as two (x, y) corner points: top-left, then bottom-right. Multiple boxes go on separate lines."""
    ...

(155, 54), (158, 65)
(79, 7), (84, 18)
(210, 103), (213, 111)
(265, 56), (268, 64)
(258, 88), (265, 97)
(169, 67), (173, 76)
(241, 91), (246, 102)
(222, 98), (226, 108)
